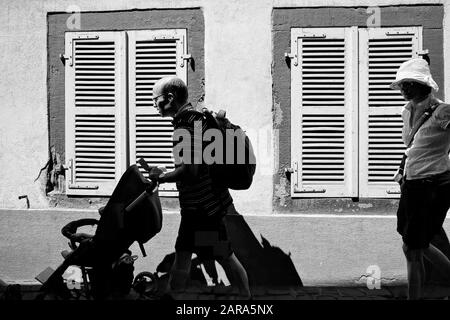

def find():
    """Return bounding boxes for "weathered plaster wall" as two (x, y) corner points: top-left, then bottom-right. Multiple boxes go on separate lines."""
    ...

(272, 4), (445, 212)
(202, 0), (274, 213)
(0, 1), (51, 209)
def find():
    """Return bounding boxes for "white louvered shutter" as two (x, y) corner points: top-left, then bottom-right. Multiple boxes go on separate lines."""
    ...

(128, 30), (188, 197)
(290, 28), (358, 197)
(359, 27), (422, 198)
(65, 32), (127, 196)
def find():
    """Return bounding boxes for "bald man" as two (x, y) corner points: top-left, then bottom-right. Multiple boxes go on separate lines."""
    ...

(149, 76), (251, 299)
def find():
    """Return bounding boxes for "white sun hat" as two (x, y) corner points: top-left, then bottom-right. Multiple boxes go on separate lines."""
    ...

(390, 58), (439, 92)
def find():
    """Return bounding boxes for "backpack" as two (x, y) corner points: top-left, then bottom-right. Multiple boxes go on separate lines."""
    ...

(177, 107), (256, 190)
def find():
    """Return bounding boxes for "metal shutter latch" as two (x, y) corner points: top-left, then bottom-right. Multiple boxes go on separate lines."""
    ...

(180, 54), (192, 67)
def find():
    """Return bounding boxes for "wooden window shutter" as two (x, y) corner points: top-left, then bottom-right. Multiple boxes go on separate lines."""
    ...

(65, 32), (127, 196)
(128, 30), (188, 197)
(359, 27), (422, 198)
(290, 27), (358, 197)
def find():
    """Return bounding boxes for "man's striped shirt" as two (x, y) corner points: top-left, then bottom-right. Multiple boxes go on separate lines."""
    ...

(171, 104), (233, 217)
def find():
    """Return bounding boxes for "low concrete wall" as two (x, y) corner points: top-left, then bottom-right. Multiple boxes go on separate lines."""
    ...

(4, 209), (449, 286)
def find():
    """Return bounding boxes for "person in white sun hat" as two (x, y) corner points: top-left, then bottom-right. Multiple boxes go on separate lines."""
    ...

(392, 57), (450, 300)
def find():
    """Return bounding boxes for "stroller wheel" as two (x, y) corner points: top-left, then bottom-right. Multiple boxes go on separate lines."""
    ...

(132, 272), (158, 297)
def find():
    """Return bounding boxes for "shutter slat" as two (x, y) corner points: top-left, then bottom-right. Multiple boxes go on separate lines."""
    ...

(76, 152), (115, 157)
(301, 114), (346, 183)
(75, 157), (116, 162)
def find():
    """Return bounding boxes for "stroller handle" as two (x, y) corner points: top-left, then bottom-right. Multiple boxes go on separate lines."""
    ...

(124, 180), (158, 213)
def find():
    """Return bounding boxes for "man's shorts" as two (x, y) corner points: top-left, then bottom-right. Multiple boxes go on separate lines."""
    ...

(175, 207), (234, 261)
(397, 171), (450, 250)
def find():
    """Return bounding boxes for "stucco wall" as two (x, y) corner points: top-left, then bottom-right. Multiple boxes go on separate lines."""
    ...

(202, 0), (274, 213)
(0, 0), (51, 209)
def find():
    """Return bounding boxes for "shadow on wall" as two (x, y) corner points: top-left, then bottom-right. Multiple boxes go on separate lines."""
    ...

(225, 213), (303, 288)
(155, 213), (303, 289)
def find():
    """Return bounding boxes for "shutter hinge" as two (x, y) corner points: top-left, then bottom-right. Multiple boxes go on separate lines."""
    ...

(386, 31), (415, 36)
(386, 189), (401, 195)
(67, 35), (100, 67)
(285, 52), (297, 67)
(60, 54), (69, 65)
(299, 33), (326, 39)
(291, 161), (326, 193)
(68, 185), (100, 190)
(68, 159), (74, 184)
(418, 49), (429, 56)
(284, 167), (294, 182)
(180, 54), (192, 67)
(292, 161), (299, 190)
(73, 35), (99, 40)
(66, 158), (100, 190)
(294, 188), (327, 194)
(287, 33), (326, 67)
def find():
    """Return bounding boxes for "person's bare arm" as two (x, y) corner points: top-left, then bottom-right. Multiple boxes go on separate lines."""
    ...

(150, 163), (200, 183)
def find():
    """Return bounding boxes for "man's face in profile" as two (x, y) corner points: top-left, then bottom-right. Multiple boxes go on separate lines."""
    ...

(152, 88), (173, 117)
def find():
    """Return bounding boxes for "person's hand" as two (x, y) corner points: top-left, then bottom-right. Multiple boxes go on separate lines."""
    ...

(72, 233), (93, 243)
(148, 167), (166, 183)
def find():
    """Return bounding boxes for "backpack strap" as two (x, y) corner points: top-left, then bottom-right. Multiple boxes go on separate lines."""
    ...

(395, 101), (441, 183)
(202, 109), (221, 130)
(405, 101), (441, 147)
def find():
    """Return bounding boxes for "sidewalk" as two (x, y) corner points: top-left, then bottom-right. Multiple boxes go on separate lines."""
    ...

(2, 281), (450, 300)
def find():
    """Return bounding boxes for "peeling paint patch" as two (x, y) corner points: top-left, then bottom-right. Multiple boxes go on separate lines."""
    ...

(273, 128), (279, 172)
(274, 176), (289, 207)
(273, 101), (283, 128)
(44, 146), (65, 194)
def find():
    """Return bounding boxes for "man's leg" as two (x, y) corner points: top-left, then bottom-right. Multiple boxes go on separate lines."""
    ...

(219, 253), (251, 299)
(168, 250), (192, 292)
(202, 259), (219, 285)
(403, 243), (425, 300)
(423, 243), (450, 282)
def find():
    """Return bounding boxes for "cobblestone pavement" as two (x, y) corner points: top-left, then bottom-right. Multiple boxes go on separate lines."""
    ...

(2, 281), (450, 300)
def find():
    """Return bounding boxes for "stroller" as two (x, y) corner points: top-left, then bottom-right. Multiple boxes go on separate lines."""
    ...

(37, 159), (162, 300)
